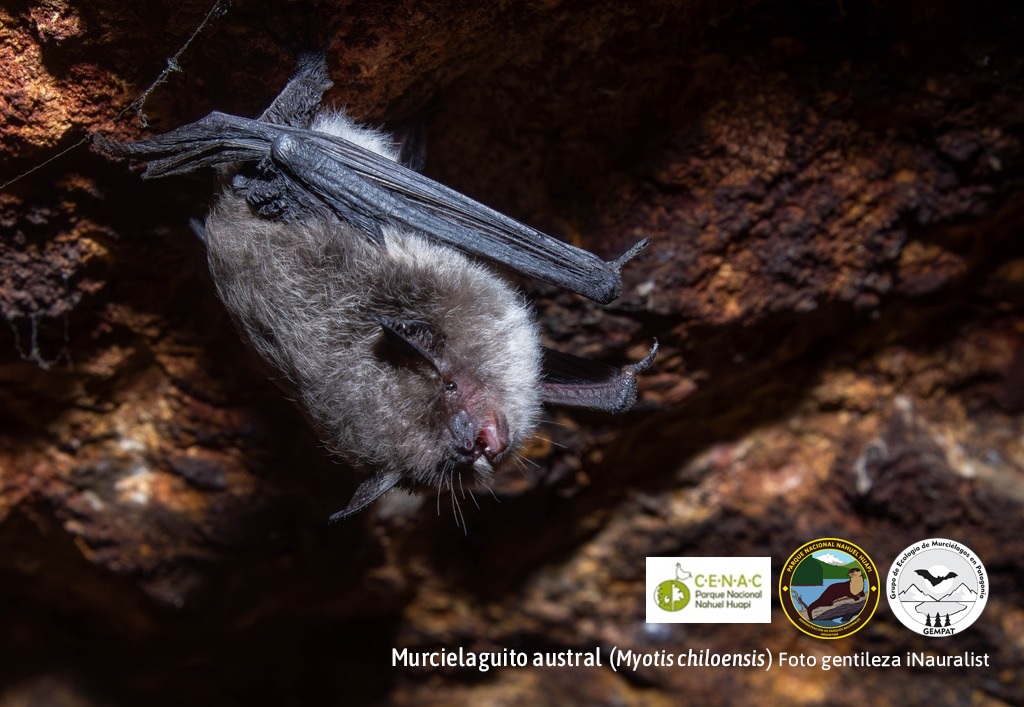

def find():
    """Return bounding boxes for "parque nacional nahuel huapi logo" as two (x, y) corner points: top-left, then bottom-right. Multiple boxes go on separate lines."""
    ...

(779, 538), (880, 639)
(886, 538), (988, 637)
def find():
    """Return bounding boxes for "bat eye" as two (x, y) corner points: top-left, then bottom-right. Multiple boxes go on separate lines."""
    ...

(445, 381), (458, 392)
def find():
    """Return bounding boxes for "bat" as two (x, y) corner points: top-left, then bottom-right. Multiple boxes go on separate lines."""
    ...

(914, 569), (958, 586)
(96, 55), (657, 520)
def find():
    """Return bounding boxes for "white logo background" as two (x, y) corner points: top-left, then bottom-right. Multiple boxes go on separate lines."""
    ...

(886, 538), (988, 637)
(646, 557), (772, 624)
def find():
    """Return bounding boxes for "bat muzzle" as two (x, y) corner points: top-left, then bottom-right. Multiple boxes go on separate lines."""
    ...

(449, 409), (509, 464)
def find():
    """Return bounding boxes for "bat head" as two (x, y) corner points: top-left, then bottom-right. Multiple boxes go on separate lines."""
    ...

(323, 230), (543, 519)
(373, 315), (513, 467)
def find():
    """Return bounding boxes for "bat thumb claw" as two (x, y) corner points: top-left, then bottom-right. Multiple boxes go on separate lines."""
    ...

(623, 339), (659, 377)
(611, 238), (651, 272)
(329, 470), (402, 522)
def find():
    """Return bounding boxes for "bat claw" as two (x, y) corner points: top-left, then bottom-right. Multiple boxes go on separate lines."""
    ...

(624, 339), (659, 377)
(611, 238), (651, 272)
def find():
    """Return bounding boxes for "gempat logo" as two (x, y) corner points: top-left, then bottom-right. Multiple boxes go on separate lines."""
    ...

(779, 538), (880, 639)
(886, 538), (988, 637)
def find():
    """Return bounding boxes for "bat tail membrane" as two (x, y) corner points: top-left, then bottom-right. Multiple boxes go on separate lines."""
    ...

(540, 339), (658, 413)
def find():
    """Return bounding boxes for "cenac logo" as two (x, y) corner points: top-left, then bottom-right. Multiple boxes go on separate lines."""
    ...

(886, 538), (988, 637)
(653, 563), (692, 612)
(779, 538), (880, 639)
(646, 557), (772, 624)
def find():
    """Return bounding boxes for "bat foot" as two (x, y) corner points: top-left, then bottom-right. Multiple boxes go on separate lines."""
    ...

(259, 53), (333, 128)
(93, 133), (136, 160)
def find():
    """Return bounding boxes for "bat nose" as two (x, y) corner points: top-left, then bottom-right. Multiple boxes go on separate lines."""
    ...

(449, 410), (508, 462)
(450, 410), (477, 459)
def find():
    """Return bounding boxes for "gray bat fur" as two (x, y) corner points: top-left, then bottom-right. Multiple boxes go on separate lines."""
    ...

(210, 110), (541, 518)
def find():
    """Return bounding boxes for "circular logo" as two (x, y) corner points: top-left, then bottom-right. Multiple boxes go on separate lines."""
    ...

(886, 538), (988, 637)
(653, 579), (691, 612)
(779, 538), (880, 639)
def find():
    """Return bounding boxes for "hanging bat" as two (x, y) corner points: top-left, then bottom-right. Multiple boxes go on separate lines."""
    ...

(96, 56), (657, 520)
(914, 569), (958, 586)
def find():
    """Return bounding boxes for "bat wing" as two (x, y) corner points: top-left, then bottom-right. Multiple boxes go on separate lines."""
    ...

(96, 113), (647, 304)
(329, 470), (402, 522)
(914, 569), (939, 585)
(541, 340), (658, 413)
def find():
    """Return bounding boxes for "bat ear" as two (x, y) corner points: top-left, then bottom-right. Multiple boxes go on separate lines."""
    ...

(372, 315), (445, 373)
(330, 470), (402, 521)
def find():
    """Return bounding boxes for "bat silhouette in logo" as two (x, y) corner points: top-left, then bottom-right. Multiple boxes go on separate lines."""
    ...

(97, 55), (657, 520)
(914, 569), (958, 586)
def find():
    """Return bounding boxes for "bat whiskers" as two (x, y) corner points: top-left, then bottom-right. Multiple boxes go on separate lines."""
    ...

(448, 473), (467, 533)
(512, 452), (540, 471)
(532, 432), (567, 451)
(506, 453), (531, 480)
